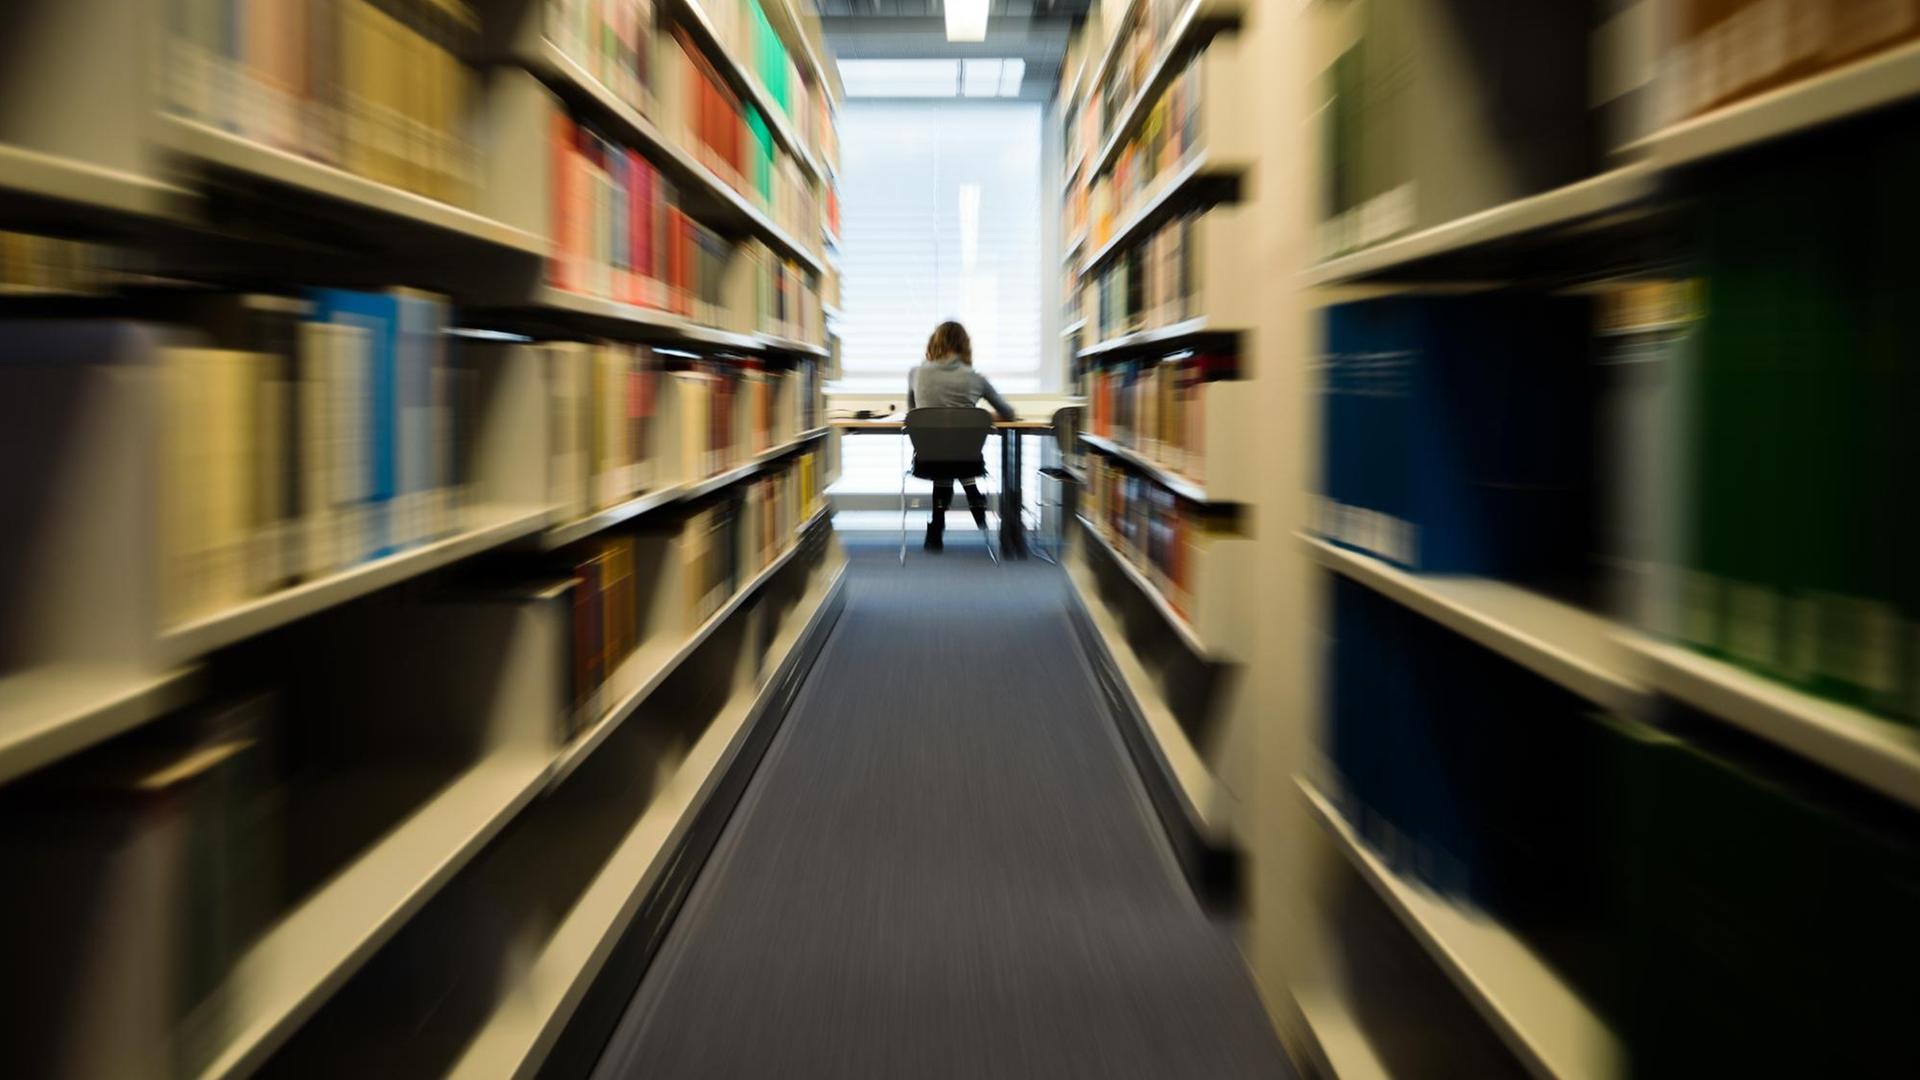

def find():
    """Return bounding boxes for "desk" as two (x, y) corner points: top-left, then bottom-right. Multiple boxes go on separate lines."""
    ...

(832, 419), (1056, 557)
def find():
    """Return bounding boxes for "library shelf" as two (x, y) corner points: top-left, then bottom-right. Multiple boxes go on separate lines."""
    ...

(1624, 637), (1920, 813)
(198, 511), (837, 1079)
(536, 429), (831, 551)
(1065, 150), (1087, 187)
(158, 503), (552, 663)
(1078, 433), (1215, 506)
(1626, 37), (1920, 173)
(196, 750), (556, 1080)
(682, 428), (832, 501)
(1064, 552), (1231, 846)
(821, 303), (844, 323)
(1060, 317), (1088, 337)
(752, 331), (831, 358)
(1293, 983), (1393, 1080)
(508, 285), (763, 351)
(1076, 316), (1231, 360)
(158, 115), (547, 258)
(1088, 0), (1245, 179)
(1298, 534), (1642, 713)
(667, 0), (826, 184)
(521, 41), (825, 274)
(757, 0), (835, 95)
(1297, 777), (1623, 1080)
(1303, 164), (1659, 287)
(546, 505), (832, 786)
(1079, 151), (1238, 278)
(1077, 513), (1210, 660)
(1063, 229), (1088, 264)
(0, 142), (187, 225)
(445, 554), (847, 1080)
(1081, 0), (1144, 125)
(0, 663), (202, 787)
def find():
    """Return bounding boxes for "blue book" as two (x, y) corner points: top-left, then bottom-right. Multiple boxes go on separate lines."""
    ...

(310, 288), (401, 560)
(1321, 294), (1590, 577)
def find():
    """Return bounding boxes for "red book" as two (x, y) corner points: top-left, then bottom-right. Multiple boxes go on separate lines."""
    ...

(626, 149), (649, 307)
(666, 206), (690, 315)
(550, 113), (577, 290)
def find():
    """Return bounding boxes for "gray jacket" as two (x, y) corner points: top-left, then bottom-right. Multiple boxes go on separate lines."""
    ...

(908, 357), (1015, 420)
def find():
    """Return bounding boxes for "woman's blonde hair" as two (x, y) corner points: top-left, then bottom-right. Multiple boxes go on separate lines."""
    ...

(926, 320), (972, 365)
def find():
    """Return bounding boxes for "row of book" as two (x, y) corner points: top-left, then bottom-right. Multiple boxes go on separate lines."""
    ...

(0, 230), (113, 296)
(539, 0), (831, 211)
(1315, 292), (1594, 582)
(1315, 1), (1592, 260)
(1678, 127), (1920, 724)
(1083, 350), (1232, 485)
(1092, 0), (1195, 151)
(1659, 1), (1920, 125)
(157, 290), (471, 626)
(1086, 208), (1212, 341)
(1325, 572), (1920, 1075)
(658, 26), (818, 239)
(541, 342), (825, 525)
(550, 110), (725, 321)
(1082, 456), (1213, 626)
(545, 0), (659, 118)
(741, 240), (825, 343)
(550, 107), (820, 338)
(1317, 127), (1920, 729)
(695, 0), (825, 154)
(1087, 46), (1214, 252)
(166, 0), (483, 209)
(556, 482), (826, 742)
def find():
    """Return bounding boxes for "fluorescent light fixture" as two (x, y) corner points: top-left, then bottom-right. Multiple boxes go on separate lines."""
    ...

(997, 58), (1025, 97)
(962, 59), (1002, 98)
(838, 57), (1024, 98)
(838, 58), (961, 97)
(946, 0), (988, 42)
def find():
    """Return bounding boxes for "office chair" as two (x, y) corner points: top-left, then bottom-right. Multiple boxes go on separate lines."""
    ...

(1034, 405), (1083, 564)
(901, 407), (998, 565)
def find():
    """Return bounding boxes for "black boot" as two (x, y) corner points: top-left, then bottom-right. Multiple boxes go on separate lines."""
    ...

(923, 522), (944, 552)
(963, 484), (989, 529)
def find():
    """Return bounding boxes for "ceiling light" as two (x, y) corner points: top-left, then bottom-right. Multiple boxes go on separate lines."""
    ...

(946, 0), (988, 42)
(838, 59), (962, 97)
(997, 58), (1025, 97)
(962, 59), (1002, 98)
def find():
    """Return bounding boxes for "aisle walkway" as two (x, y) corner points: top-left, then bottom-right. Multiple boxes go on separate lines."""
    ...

(591, 536), (1292, 1079)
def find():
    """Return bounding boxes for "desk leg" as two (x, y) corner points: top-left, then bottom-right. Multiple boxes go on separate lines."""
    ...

(1000, 431), (1028, 559)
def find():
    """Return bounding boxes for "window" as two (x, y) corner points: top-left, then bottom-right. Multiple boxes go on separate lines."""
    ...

(833, 100), (1043, 395)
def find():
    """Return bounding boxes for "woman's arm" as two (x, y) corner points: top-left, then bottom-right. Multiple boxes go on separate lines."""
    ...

(907, 369), (917, 410)
(974, 373), (1016, 421)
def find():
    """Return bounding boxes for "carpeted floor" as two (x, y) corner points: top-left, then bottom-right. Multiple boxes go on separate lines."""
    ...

(589, 533), (1293, 1079)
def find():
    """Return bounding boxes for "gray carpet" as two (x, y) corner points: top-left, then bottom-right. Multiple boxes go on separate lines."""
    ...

(590, 534), (1293, 1079)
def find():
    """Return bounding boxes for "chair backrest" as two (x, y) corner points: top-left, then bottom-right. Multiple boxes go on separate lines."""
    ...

(1051, 406), (1081, 463)
(904, 407), (993, 463)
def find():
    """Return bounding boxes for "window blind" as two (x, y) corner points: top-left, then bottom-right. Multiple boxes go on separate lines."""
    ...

(834, 100), (1043, 395)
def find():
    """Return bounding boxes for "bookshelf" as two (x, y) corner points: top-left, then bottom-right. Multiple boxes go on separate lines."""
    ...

(1279, 5), (1920, 1078)
(0, 0), (845, 1071)
(0, 665), (203, 787)
(1299, 536), (1642, 714)
(1297, 778), (1623, 1080)
(159, 115), (550, 258)
(1056, 0), (1260, 909)
(1625, 36), (1920, 171)
(1625, 638), (1920, 814)
(0, 141), (187, 227)
(158, 504), (553, 662)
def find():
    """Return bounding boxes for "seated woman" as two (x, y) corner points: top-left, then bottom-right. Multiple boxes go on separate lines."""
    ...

(908, 320), (1015, 552)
